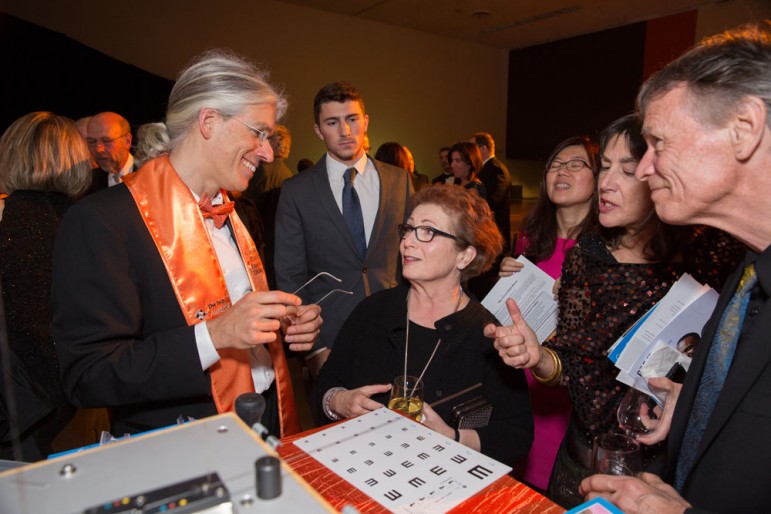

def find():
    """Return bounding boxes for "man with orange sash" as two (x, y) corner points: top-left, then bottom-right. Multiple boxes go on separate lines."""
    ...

(51, 50), (320, 439)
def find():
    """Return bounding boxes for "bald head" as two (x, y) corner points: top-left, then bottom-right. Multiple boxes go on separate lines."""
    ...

(75, 117), (91, 139)
(87, 112), (132, 173)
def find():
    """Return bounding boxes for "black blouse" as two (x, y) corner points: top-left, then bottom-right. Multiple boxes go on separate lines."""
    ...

(313, 284), (533, 466)
(545, 229), (744, 444)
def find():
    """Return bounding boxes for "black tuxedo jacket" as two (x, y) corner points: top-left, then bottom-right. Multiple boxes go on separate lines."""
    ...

(664, 249), (771, 513)
(52, 185), (217, 435)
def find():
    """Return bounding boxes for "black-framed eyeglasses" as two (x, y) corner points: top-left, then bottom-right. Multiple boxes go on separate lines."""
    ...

(86, 134), (128, 149)
(231, 117), (270, 145)
(546, 159), (590, 173)
(398, 223), (459, 243)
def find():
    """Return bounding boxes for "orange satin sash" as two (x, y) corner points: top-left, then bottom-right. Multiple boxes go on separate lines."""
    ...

(124, 155), (300, 436)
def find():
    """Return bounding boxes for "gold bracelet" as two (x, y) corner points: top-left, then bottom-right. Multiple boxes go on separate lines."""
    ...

(532, 347), (562, 386)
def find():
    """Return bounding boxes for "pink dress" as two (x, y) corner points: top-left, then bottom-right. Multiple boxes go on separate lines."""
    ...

(514, 235), (575, 490)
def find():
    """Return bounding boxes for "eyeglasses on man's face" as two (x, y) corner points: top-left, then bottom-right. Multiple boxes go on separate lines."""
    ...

(231, 117), (270, 145)
(398, 223), (459, 243)
(86, 134), (128, 149)
(546, 159), (590, 173)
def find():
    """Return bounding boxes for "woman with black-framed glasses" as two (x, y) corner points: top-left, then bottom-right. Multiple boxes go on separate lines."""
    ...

(313, 185), (533, 466)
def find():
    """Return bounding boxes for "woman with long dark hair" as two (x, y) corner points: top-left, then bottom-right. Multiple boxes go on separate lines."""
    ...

(499, 136), (599, 492)
(488, 114), (743, 507)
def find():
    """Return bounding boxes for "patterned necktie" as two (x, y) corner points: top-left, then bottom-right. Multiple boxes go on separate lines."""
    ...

(675, 263), (758, 491)
(343, 167), (367, 258)
(199, 192), (235, 229)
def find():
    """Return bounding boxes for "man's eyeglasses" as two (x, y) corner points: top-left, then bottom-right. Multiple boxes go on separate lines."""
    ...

(86, 134), (128, 149)
(231, 117), (270, 145)
(546, 159), (590, 173)
(398, 223), (459, 243)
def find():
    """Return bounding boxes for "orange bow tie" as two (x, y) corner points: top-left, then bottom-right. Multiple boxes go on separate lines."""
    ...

(198, 192), (235, 229)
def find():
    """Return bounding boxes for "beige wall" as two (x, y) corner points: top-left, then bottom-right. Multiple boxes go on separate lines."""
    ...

(3, 0), (509, 181)
(5, 1), (769, 198)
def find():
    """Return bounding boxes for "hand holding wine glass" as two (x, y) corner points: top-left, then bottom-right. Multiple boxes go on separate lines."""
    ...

(617, 387), (661, 437)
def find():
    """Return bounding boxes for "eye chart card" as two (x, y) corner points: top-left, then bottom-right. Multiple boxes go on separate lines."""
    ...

(293, 409), (511, 513)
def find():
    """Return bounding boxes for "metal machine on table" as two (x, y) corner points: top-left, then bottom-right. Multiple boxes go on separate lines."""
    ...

(0, 413), (334, 514)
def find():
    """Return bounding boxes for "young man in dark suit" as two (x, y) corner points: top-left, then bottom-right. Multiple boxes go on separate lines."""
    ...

(275, 81), (412, 378)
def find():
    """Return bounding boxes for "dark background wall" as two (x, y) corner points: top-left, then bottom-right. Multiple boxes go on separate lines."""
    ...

(0, 14), (172, 133)
(506, 11), (696, 161)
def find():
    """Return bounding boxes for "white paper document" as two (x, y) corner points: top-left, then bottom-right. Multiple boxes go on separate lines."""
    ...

(611, 274), (718, 396)
(294, 408), (511, 514)
(481, 256), (558, 343)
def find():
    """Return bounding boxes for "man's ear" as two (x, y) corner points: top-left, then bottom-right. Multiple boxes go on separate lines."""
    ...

(313, 123), (324, 141)
(199, 108), (220, 140)
(731, 95), (766, 161)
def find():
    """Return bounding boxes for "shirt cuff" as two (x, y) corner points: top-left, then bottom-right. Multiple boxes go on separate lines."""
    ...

(195, 322), (221, 371)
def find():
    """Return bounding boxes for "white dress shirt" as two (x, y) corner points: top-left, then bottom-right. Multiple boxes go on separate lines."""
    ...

(191, 191), (275, 393)
(108, 154), (135, 187)
(325, 153), (380, 244)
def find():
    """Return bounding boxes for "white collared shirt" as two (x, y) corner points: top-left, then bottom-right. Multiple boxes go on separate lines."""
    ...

(325, 153), (380, 244)
(191, 191), (275, 393)
(107, 154), (135, 187)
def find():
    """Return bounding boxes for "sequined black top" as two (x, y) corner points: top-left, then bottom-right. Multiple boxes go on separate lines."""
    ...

(0, 190), (75, 457)
(545, 229), (744, 444)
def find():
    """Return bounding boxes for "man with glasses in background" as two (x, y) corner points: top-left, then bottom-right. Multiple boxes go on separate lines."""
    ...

(84, 111), (135, 195)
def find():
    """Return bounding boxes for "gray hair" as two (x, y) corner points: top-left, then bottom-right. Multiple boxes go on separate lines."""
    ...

(637, 20), (771, 128)
(137, 49), (288, 161)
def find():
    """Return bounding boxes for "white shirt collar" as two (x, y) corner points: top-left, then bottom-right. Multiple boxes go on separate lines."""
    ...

(325, 152), (370, 177)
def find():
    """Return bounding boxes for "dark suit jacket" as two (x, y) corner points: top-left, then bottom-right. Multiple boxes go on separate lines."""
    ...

(432, 173), (453, 185)
(410, 171), (430, 192)
(83, 167), (108, 197)
(663, 249), (771, 513)
(242, 158), (295, 289)
(82, 162), (138, 198)
(274, 155), (413, 352)
(52, 185), (217, 435)
(478, 157), (512, 249)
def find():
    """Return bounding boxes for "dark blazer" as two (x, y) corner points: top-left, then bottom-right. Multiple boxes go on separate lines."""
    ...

(410, 171), (430, 192)
(82, 161), (138, 198)
(52, 185), (217, 435)
(663, 249), (771, 513)
(274, 156), (412, 352)
(83, 167), (108, 196)
(432, 173), (453, 185)
(478, 157), (512, 249)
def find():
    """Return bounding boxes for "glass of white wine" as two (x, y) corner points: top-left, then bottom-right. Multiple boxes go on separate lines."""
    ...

(388, 375), (424, 422)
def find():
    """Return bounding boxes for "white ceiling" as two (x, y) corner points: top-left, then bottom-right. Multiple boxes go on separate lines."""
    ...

(275, 0), (718, 49)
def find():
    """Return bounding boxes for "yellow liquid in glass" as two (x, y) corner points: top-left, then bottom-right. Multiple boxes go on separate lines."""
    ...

(388, 396), (423, 422)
